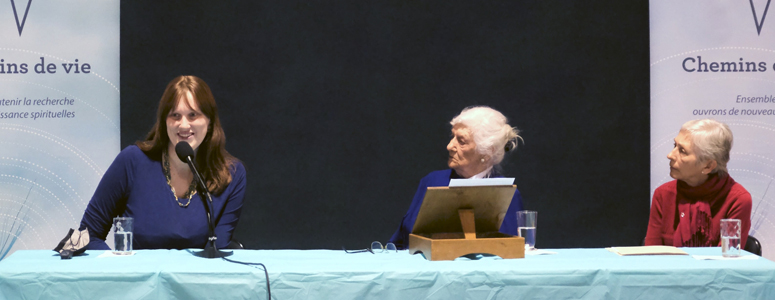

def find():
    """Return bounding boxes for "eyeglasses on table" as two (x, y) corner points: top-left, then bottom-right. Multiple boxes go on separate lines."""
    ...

(343, 241), (398, 254)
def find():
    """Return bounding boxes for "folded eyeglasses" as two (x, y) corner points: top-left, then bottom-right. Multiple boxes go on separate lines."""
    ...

(343, 241), (398, 254)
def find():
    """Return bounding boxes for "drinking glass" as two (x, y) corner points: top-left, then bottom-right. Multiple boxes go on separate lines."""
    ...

(517, 210), (537, 251)
(721, 219), (741, 257)
(112, 217), (133, 255)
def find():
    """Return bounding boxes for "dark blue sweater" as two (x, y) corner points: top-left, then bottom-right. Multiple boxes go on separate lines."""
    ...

(388, 169), (524, 249)
(79, 146), (246, 250)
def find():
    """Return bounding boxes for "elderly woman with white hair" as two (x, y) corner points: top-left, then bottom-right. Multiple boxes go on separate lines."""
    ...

(645, 119), (752, 247)
(388, 106), (524, 249)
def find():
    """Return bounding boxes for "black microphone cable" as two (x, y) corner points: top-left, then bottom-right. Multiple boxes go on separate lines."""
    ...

(221, 256), (271, 299)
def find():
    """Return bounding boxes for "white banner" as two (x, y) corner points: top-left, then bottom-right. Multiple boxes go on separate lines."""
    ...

(0, 1), (119, 259)
(651, 0), (775, 260)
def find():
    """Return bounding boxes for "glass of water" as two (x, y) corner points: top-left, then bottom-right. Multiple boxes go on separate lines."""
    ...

(517, 210), (537, 251)
(721, 219), (741, 257)
(113, 217), (133, 255)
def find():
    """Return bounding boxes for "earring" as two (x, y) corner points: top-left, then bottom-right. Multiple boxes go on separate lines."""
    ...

(481, 158), (485, 162)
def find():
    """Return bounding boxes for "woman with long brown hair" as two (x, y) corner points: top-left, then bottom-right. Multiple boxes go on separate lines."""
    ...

(79, 75), (246, 250)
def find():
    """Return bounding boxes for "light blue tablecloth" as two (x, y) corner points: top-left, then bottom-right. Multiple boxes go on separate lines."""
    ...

(0, 248), (773, 299)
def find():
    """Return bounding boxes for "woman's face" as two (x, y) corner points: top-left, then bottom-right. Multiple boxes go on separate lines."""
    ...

(166, 92), (210, 155)
(667, 130), (712, 186)
(447, 124), (488, 178)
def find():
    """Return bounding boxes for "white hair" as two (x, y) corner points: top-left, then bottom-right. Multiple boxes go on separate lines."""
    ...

(681, 119), (733, 177)
(450, 106), (522, 165)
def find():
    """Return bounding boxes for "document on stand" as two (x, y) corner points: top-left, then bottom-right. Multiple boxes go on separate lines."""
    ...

(449, 178), (515, 187)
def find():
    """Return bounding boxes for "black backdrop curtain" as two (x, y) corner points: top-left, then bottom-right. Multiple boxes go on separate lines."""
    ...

(120, 1), (650, 250)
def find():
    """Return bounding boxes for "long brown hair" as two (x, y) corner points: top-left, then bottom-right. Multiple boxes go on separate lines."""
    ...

(137, 75), (237, 194)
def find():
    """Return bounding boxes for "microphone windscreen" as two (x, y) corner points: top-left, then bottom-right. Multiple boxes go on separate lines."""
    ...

(175, 142), (195, 162)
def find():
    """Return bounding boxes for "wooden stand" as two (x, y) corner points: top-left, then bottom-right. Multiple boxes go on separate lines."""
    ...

(407, 186), (525, 261)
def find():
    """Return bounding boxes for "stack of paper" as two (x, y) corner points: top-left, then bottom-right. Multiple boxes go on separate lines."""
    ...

(449, 178), (515, 187)
(606, 246), (688, 256)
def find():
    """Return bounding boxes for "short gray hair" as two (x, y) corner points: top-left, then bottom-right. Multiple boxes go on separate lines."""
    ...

(450, 106), (522, 165)
(681, 119), (733, 177)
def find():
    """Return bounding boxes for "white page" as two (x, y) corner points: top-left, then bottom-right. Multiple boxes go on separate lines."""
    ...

(449, 178), (515, 187)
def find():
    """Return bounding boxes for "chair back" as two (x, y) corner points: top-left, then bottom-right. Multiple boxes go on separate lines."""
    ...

(744, 235), (762, 256)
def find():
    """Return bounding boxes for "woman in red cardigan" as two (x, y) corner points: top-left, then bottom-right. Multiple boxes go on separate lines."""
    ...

(645, 119), (752, 247)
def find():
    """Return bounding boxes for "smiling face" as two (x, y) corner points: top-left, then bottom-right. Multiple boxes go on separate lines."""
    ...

(166, 91), (210, 156)
(447, 124), (488, 178)
(667, 130), (716, 186)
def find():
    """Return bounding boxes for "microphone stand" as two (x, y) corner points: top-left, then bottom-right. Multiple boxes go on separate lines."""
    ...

(186, 157), (232, 259)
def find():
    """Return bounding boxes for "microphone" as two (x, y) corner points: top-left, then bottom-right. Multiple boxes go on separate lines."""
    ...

(174, 142), (231, 258)
(175, 141), (196, 163)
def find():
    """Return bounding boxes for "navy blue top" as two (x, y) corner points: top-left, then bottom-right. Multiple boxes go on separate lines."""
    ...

(388, 169), (524, 249)
(79, 146), (246, 250)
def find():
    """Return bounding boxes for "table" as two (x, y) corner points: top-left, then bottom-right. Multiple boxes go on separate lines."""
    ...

(1, 248), (774, 299)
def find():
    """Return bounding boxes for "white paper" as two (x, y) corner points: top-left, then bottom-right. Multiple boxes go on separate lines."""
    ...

(691, 255), (758, 260)
(607, 246), (688, 256)
(449, 178), (515, 187)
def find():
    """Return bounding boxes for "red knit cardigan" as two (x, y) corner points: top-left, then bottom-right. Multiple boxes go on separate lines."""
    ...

(645, 179), (752, 247)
